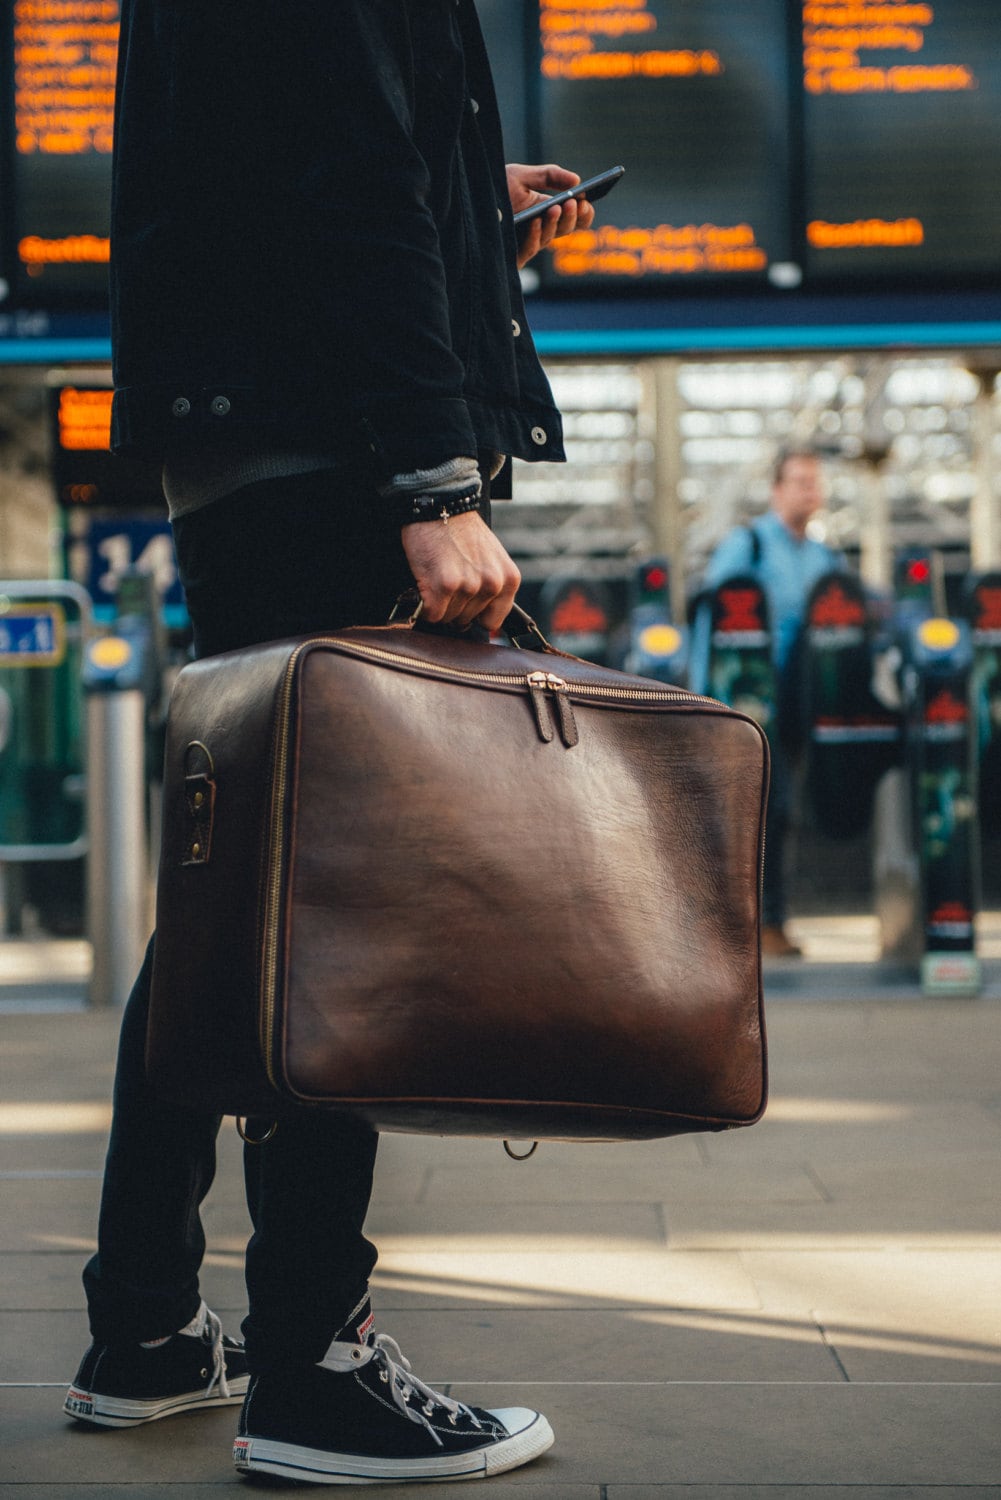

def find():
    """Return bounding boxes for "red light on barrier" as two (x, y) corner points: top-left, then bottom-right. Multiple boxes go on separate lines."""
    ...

(924, 688), (967, 725)
(551, 588), (608, 635)
(717, 587), (765, 633)
(809, 581), (865, 628)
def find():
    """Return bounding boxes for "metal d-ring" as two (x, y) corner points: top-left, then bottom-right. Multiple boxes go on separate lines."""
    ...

(503, 1139), (539, 1161)
(388, 591), (424, 626)
(183, 739), (215, 777)
(236, 1117), (278, 1145)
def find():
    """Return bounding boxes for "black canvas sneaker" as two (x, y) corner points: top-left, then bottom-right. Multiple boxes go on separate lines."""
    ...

(232, 1297), (554, 1485)
(64, 1301), (249, 1427)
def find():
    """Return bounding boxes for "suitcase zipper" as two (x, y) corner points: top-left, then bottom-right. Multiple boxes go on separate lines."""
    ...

(259, 637), (750, 1085)
(260, 646), (304, 1086)
(303, 635), (723, 708)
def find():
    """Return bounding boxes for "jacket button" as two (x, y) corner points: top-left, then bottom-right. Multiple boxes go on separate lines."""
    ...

(470, 97), (479, 114)
(210, 395), (232, 417)
(531, 426), (547, 446)
(511, 319), (521, 337)
(171, 397), (191, 418)
(497, 207), (503, 222)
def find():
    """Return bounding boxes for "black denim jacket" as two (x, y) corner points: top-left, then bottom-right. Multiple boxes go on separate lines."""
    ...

(109, 0), (564, 477)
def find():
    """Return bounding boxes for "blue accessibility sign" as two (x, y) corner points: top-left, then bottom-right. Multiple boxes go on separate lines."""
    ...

(0, 603), (66, 666)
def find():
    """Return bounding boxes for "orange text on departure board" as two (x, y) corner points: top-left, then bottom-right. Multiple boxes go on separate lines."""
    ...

(539, 0), (722, 79)
(14, 0), (119, 156)
(807, 217), (924, 247)
(553, 222), (767, 278)
(803, 2), (977, 94)
(19, 233), (110, 271)
(57, 387), (113, 451)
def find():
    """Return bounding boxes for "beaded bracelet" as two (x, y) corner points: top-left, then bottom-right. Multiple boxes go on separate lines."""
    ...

(400, 488), (482, 525)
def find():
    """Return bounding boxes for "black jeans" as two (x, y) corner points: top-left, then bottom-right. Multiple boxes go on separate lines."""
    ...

(83, 469), (448, 1371)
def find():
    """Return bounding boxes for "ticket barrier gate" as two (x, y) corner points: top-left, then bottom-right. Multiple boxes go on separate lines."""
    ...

(537, 573), (615, 664)
(801, 571), (902, 841)
(0, 577), (153, 1005)
(532, 560), (689, 682)
(801, 569), (982, 993)
(701, 576), (775, 731)
(700, 566), (983, 993)
(966, 571), (1001, 841)
(0, 581), (91, 934)
(874, 614), (981, 995)
(702, 568), (908, 803)
(622, 557), (688, 685)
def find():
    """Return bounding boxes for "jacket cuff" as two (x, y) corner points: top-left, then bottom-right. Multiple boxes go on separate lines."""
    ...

(377, 455), (481, 500)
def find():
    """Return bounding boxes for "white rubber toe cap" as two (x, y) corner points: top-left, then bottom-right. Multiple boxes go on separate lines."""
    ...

(482, 1408), (555, 1474)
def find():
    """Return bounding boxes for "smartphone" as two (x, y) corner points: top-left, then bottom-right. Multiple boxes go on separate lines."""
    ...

(513, 165), (625, 228)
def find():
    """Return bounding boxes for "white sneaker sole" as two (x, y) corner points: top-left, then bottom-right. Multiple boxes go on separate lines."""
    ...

(232, 1407), (554, 1485)
(64, 1376), (250, 1428)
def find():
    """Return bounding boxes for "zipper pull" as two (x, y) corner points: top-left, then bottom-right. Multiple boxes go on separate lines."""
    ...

(527, 671), (579, 748)
(527, 670), (554, 743)
(545, 673), (579, 748)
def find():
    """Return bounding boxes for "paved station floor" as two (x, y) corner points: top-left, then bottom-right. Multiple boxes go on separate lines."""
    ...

(1, 929), (1000, 1499)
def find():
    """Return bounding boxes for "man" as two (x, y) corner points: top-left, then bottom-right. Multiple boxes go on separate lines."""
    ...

(692, 449), (842, 958)
(65, 2), (593, 1485)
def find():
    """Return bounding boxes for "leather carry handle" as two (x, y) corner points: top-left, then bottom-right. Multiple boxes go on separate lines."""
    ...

(388, 591), (555, 653)
(504, 1139), (539, 1161)
(502, 602), (553, 651)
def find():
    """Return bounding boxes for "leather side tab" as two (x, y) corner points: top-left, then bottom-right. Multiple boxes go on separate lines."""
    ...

(182, 741), (216, 866)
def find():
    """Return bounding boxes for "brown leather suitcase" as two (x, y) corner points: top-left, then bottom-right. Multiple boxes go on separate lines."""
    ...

(147, 620), (769, 1140)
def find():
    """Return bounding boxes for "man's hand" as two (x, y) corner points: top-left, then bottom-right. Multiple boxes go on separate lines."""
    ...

(401, 511), (521, 633)
(506, 163), (596, 268)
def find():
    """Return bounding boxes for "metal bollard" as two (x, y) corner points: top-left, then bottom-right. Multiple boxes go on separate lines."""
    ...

(84, 637), (149, 1006)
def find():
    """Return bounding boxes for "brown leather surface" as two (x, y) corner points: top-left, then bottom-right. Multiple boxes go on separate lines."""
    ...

(147, 627), (768, 1138)
(148, 639), (298, 1112)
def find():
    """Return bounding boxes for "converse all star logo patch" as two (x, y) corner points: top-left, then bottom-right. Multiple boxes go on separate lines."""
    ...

(65, 1388), (94, 1418)
(357, 1311), (375, 1343)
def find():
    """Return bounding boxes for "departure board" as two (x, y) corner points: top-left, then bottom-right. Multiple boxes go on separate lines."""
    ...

(8, 0), (118, 306)
(49, 384), (163, 507)
(0, 0), (999, 324)
(533, 0), (793, 287)
(803, 1), (1001, 280)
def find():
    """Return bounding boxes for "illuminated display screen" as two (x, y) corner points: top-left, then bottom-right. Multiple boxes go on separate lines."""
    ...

(8, 0), (117, 307)
(49, 385), (163, 507)
(56, 383), (113, 453)
(532, 0), (792, 287)
(802, 1), (1001, 280)
(532, 0), (1001, 292)
(0, 1), (999, 321)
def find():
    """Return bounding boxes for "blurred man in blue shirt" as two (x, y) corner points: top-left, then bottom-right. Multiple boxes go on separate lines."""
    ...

(692, 449), (842, 956)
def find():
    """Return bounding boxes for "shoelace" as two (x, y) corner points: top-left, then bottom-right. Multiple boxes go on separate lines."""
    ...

(180, 1302), (230, 1401)
(203, 1306), (231, 1400)
(370, 1333), (482, 1448)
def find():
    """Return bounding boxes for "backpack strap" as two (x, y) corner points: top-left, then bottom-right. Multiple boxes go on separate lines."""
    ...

(744, 521), (763, 569)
